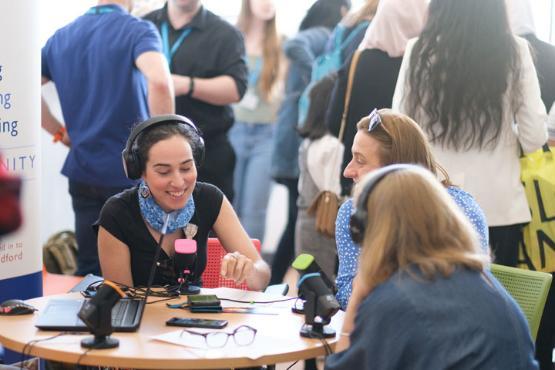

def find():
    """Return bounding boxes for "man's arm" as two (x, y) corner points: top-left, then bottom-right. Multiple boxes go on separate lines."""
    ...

(172, 75), (240, 105)
(41, 77), (70, 146)
(135, 51), (175, 115)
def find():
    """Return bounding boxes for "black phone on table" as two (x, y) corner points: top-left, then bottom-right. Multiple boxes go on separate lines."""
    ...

(166, 317), (228, 329)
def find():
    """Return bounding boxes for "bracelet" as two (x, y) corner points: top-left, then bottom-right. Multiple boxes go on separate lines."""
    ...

(187, 77), (195, 97)
(52, 127), (66, 143)
(340, 332), (351, 337)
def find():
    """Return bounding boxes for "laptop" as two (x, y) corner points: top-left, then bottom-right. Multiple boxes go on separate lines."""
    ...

(36, 217), (173, 332)
(35, 296), (146, 332)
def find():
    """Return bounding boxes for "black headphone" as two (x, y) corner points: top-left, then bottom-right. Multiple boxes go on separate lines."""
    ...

(349, 164), (419, 244)
(121, 114), (205, 180)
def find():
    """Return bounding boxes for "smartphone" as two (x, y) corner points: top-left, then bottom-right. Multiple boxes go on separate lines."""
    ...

(187, 294), (221, 307)
(166, 317), (228, 329)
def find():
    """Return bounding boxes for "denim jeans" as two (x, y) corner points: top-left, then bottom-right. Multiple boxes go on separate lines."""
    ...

(229, 122), (274, 242)
(68, 180), (129, 276)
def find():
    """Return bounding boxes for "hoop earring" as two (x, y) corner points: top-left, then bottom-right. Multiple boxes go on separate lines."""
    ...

(140, 183), (151, 199)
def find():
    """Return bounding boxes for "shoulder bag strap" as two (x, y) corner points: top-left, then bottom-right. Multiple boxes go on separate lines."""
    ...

(338, 49), (362, 142)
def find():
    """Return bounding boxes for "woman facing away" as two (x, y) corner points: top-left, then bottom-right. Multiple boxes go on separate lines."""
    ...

(335, 109), (489, 309)
(326, 0), (428, 196)
(392, 0), (547, 268)
(96, 115), (270, 290)
(326, 165), (538, 370)
(230, 0), (283, 243)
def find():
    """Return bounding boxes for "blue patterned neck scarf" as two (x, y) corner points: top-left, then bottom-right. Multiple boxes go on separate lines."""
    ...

(137, 180), (195, 234)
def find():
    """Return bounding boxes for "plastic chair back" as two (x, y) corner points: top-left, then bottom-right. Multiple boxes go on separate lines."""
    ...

(490, 263), (552, 340)
(201, 238), (261, 290)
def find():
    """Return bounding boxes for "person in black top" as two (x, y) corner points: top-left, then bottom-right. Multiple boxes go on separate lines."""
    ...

(326, 0), (428, 196)
(144, 0), (248, 201)
(96, 116), (270, 289)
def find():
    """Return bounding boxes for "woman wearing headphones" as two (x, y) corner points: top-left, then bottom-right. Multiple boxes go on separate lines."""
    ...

(96, 115), (270, 290)
(335, 109), (489, 309)
(326, 165), (537, 369)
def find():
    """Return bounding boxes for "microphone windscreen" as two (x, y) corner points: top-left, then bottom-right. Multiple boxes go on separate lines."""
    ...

(92, 280), (126, 307)
(174, 239), (197, 275)
(292, 254), (315, 273)
(175, 239), (197, 254)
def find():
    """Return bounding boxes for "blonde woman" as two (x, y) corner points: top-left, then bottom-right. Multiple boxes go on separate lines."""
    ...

(326, 165), (537, 370)
(230, 0), (283, 243)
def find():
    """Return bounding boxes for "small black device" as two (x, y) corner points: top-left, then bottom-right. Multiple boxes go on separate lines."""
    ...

(187, 294), (221, 307)
(0, 299), (36, 315)
(166, 317), (228, 329)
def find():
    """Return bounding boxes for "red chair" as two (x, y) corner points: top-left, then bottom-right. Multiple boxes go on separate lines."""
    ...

(201, 238), (261, 290)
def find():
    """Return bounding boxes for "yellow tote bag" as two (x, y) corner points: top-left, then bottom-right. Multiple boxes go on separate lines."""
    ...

(518, 145), (555, 273)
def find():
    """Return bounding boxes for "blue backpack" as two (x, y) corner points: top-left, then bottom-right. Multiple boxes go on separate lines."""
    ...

(298, 21), (369, 127)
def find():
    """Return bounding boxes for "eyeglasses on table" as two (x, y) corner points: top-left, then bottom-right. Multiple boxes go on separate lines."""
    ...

(179, 324), (257, 348)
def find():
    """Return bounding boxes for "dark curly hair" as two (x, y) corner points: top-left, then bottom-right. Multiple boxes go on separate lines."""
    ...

(405, 0), (521, 150)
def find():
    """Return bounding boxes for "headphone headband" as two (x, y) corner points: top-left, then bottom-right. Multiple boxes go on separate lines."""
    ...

(122, 114), (204, 180)
(125, 114), (199, 151)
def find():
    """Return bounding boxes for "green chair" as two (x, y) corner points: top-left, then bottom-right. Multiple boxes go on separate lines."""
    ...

(490, 263), (552, 340)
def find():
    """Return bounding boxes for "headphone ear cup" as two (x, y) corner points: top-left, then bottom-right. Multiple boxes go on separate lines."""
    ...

(122, 148), (141, 180)
(194, 136), (205, 168)
(349, 208), (367, 245)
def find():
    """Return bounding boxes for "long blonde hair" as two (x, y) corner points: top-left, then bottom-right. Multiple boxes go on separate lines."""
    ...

(356, 167), (488, 293)
(237, 0), (281, 101)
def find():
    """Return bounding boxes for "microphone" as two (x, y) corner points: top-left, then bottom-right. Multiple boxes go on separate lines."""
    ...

(292, 254), (336, 294)
(78, 280), (126, 349)
(174, 239), (200, 295)
(297, 272), (340, 339)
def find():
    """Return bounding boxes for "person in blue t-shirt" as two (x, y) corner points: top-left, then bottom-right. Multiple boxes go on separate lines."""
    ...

(335, 109), (490, 309)
(41, 0), (174, 276)
(326, 165), (537, 370)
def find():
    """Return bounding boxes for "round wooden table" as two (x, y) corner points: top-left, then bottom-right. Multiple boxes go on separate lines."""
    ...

(0, 288), (344, 369)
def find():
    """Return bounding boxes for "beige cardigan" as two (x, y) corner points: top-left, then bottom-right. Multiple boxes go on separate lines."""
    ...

(393, 36), (547, 226)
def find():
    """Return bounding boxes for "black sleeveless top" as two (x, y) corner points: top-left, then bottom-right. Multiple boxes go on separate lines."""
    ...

(96, 182), (223, 287)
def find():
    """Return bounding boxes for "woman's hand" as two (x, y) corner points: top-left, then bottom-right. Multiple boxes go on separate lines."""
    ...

(220, 251), (254, 285)
(336, 274), (368, 352)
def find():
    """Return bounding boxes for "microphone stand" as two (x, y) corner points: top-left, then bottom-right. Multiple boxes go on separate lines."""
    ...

(176, 271), (200, 295)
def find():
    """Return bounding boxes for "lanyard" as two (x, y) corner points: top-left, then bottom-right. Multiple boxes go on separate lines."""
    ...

(86, 6), (117, 15)
(161, 22), (192, 66)
(248, 57), (263, 87)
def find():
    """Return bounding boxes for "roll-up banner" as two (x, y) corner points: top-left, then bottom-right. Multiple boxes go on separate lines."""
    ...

(0, 0), (42, 302)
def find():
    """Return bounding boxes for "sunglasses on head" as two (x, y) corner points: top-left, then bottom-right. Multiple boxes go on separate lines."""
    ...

(367, 108), (382, 132)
